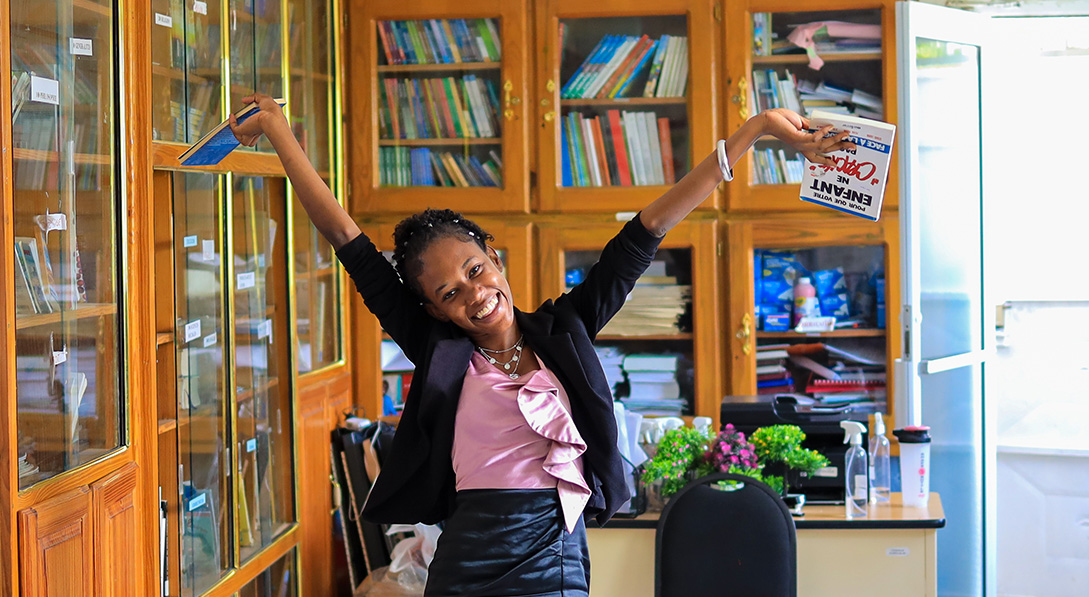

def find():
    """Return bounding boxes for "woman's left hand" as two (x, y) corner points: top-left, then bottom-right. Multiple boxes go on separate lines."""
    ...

(761, 108), (855, 166)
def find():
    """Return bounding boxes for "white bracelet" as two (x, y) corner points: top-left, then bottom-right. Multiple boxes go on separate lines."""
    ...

(716, 139), (733, 182)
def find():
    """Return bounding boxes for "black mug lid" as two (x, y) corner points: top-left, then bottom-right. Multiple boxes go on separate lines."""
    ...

(893, 426), (931, 443)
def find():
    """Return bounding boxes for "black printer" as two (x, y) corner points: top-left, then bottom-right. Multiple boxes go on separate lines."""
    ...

(720, 394), (868, 503)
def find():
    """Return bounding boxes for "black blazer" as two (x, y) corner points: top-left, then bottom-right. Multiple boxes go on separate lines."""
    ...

(335, 215), (663, 527)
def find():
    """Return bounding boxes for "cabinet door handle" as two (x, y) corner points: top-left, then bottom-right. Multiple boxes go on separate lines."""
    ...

(731, 76), (749, 122)
(542, 111), (556, 124)
(735, 313), (753, 355)
(504, 80), (519, 121)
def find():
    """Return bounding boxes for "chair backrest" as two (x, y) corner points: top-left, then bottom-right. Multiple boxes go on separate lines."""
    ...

(656, 473), (797, 597)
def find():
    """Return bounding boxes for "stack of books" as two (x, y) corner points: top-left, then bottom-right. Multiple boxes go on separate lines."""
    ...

(377, 18), (501, 65)
(560, 33), (689, 99)
(756, 345), (794, 394)
(598, 263), (690, 336)
(377, 75), (500, 141)
(594, 346), (625, 398)
(561, 109), (675, 188)
(620, 353), (685, 416)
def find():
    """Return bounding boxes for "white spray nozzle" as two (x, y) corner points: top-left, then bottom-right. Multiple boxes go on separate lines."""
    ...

(874, 412), (886, 436)
(841, 420), (866, 445)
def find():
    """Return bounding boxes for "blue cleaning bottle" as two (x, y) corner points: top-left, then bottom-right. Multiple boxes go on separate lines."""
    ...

(840, 420), (868, 517)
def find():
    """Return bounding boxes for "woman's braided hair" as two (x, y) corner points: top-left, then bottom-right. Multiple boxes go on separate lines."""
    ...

(392, 208), (494, 301)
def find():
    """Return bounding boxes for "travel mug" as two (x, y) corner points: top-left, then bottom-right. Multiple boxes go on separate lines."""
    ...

(893, 426), (931, 507)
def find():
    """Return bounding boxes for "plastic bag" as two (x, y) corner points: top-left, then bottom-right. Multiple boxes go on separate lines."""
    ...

(356, 523), (442, 596)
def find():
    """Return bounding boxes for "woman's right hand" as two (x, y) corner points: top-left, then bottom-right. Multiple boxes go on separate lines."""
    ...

(228, 93), (286, 147)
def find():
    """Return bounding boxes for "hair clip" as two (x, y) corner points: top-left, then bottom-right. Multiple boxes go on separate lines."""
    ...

(427, 222), (433, 228)
(467, 231), (475, 237)
(453, 219), (459, 223)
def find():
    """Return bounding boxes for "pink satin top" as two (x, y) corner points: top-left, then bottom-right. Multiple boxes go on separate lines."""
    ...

(452, 351), (591, 533)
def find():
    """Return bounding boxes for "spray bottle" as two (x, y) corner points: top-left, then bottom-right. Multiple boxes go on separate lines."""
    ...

(840, 421), (868, 517)
(868, 413), (891, 503)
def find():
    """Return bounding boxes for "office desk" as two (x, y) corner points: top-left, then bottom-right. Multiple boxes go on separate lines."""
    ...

(586, 493), (944, 597)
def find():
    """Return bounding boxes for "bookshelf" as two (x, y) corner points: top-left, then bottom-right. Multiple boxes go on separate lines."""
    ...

(535, 0), (719, 213)
(9, 0), (123, 496)
(351, 0), (530, 213)
(724, 215), (901, 423)
(723, 0), (899, 212)
(537, 217), (721, 419)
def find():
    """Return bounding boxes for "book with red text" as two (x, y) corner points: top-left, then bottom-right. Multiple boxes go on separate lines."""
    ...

(799, 110), (895, 221)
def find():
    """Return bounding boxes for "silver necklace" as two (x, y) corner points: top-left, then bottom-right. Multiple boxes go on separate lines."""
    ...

(476, 335), (524, 380)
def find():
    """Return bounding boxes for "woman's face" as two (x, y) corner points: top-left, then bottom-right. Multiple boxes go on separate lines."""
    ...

(415, 235), (515, 344)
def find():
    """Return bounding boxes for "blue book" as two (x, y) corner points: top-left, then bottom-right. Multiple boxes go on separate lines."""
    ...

(560, 35), (609, 98)
(615, 39), (657, 98)
(178, 98), (286, 166)
(560, 117), (572, 187)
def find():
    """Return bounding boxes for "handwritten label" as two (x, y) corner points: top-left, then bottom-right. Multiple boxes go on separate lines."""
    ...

(202, 333), (217, 347)
(183, 235), (198, 248)
(246, 438), (257, 453)
(52, 350), (68, 365)
(35, 212), (67, 232)
(30, 76), (59, 105)
(201, 239), (215, 261)
(70, 38), (93, 57)
(193, 1), (208, 15)
(184, 320), (201, 343)
(187, 492), (206, 511)
(237, 271), (256, 290)
(257, 319), (272, 340)
(154, 13), (173, 27)
(886, 547), (910, 557)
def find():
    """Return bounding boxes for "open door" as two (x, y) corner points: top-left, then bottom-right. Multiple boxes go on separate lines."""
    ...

(896, 2), (993, 595)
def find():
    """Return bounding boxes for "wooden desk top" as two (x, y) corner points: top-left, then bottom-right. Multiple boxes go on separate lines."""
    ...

(596, 493), (945, 530)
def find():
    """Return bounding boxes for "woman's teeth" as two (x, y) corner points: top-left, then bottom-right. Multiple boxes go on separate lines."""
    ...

(474, 295), (499, 319)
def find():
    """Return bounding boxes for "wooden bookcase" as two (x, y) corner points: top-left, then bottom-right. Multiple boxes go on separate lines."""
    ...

(535, 0), (720, 213)
(349, 0), (531, 214)
(3, 0), (349, 595)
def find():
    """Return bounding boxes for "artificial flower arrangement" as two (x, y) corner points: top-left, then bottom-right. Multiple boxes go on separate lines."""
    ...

(641, 423), (829, 499)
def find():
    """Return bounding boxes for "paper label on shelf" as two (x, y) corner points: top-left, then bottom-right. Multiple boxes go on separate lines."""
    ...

(886, 547), (910, 557)
(36, 212), (67, 232)
(193, 1), (208, 15)
(257, 319), (272, 340)
(187, 492), (206, 511)
(183, 235), (198, 248)
(246, 438), (257, 453)
(154, 13), (173, 28)
(237, 272), (256, 290)
(70, 38), (93, 57)
(30, 76), (59, 105)
(52, 350), (67, 365)
(201, 239), (215, 261)
(184, 320), (201, 343)
(202, 333), (217, 347)
(257, 254), (266, 268)
(814, 466), (838, 478)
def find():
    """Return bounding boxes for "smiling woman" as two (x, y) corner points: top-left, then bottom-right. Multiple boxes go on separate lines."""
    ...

(229, 89), (845, 596)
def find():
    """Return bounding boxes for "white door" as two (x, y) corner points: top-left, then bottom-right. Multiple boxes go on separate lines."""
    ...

(896, 2), (993, 596)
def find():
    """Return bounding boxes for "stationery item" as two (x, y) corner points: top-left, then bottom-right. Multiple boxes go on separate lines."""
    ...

(178, 98), (287, 166)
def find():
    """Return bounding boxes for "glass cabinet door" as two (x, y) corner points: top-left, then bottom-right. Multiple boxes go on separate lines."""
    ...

(231, 176), (295, 561)
(173, 172), (230, 595)
(150, 0), (225, 142)
(237, 548), (297, 596)
(229, 0), (284, 152)
(11, 0), (122, 489)
(289, 0), (342, 373)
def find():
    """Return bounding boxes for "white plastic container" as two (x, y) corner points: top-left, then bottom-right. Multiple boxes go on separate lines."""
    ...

(868, 413), (891, 503)
(840, 420), (868, 517)
(893, 426), (931, 507)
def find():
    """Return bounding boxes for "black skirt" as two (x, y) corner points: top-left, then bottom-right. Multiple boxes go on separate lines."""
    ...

(424, 489), (590, 597)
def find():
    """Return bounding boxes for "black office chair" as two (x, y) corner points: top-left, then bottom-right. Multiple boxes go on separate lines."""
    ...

(656, 472), (797, 597)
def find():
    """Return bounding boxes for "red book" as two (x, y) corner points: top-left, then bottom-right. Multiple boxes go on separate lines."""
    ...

(596, 35), (650, 99)
(590, 116), (612, 186)
(384, 78), (401, 139)
(377, 20), (396, 65)
(431, 79), (456, 137)
(657, 117), (675, 184)
(607, 109), (632, 186)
